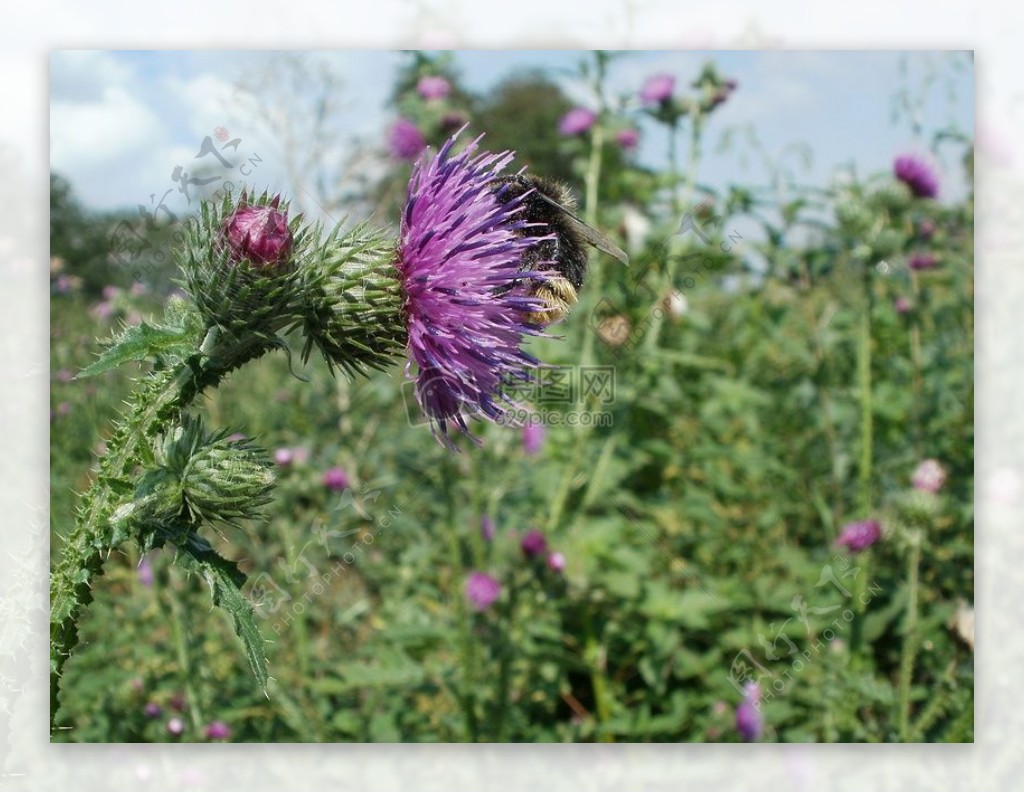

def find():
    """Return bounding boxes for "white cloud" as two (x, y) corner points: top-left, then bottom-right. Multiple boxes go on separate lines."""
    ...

(50, 86), (164, 173)
(50, 50), (133, 103)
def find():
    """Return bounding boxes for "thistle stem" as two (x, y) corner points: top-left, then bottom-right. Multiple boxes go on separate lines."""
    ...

(49, 335), (272, 732)
(647, 114), (704, 350)
(851, 265), (874, 655)
(899, 530), (922, 740)
(442, 459), (478, 741)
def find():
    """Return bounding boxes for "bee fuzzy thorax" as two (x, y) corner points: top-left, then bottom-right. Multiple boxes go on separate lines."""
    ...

(490, 173), (626, 326)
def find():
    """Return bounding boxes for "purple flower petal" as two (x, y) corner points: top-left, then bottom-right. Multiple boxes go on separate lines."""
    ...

(894, 155), (939, 199)
(640, 73), (675, 104)
(466, 572), (501, 611)
(417, 75), (451, 101)
(397, 131), (553, 443)
(558, 108), (597, 136)
(389, 118), (427, 161)
(835, 520), (882, 553)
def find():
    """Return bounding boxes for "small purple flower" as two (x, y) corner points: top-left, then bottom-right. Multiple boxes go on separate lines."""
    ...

(417, 75), (451, 101)
(521, 529), (548, 558)
(227, 432), (247, 442)
(835, 519), (882, 553)
(397, 131), (552, 442)
(137, 556), (154, 588)
(102, 285), (122, 301)
(894, 295), (913, 315)
(558, 108), (597, 136)
(166, 717), (184, 736)
(912, 459), (947, 493)
(322, 466), (350, 492)
(388, 118), (427, 161)
(204, 721), (231, 740)
(523, 422), (546, 455)
(908, 252), (938, 271)
(735, 682), (762, 742)
(615, 128), (640, 151)
(274, 448), (294, 467)
(640, 73), (675, 105)
(465, 572), (501, 611)
(90, 301), (114, 321)
(894, 155), (939, 199)
(222, 197), (293, 267)
(480, 515), (496, 542)
(144, 702), (162, 719)
(547, 551), (566, 572)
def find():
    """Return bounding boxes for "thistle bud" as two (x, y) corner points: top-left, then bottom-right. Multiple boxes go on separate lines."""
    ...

(299, 227), (407, 377)
(181, 437), (275, 525)
(222, 198), (293, 268)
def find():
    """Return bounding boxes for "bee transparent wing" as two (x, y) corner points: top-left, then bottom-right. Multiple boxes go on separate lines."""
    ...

(533, 192), (629, 265)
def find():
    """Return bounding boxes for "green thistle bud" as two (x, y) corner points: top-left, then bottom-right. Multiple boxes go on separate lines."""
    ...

(181, 439), (275, 526)
(133, 416), (276, 532)
(893, 488), (941, 527)
(871, 181), (913, 214)
(298, 225), (408, 378)
(870, 228), (905, 260)
(834, 198), (872, 235)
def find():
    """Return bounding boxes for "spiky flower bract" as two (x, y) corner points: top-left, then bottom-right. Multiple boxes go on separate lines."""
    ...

(397, 131), (553, 443)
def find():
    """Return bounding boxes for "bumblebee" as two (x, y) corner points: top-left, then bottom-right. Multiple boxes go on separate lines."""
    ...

(491, 174), (628, 325)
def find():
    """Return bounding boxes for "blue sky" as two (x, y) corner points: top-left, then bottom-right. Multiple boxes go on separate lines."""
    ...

(50, 50), (973, 217)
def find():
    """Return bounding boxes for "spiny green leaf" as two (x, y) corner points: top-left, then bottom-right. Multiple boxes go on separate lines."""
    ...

(77, 309), (201, 379)
(177, 536), (269, 688)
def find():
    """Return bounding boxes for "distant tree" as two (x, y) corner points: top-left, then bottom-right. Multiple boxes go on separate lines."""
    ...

(473, 71), (578, 188)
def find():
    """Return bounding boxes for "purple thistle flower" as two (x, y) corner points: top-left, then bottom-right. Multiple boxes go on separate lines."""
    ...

(547, 551), (566, 572)
(558, 108), (597, 136)
(735, 682), (762, 742)
(894, 295), (913, 315)
(640, 73), (675, 105)
(204, 721), (232, 740)
(465, 572), (501, 611)
(102, 285), (122, 301)
(222, 197), (292, 267)
(166, 717), (185, 736)
(397, 131), (553, 443)
(144, 702), (162, 719)
(894, 155), (939, 199)
(835, 519), (882, 553)
(417, 75), (451, 101)
(523, 422), (546, 455)
(480, 515), (496, 542)
(615, 128), (640, 151)
(389, 118), (427, 161)
(321, 466), (350, 492)
(908, 252), (939, 271)
(912, 459), (947, 493)
(274, 448), (294, 467)
(521, 528), (548, 558)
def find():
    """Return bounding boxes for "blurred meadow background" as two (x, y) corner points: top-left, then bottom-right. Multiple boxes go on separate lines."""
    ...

(49, 50), (974, 742)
